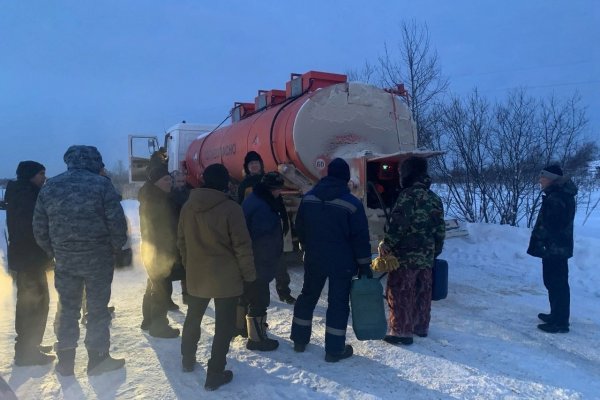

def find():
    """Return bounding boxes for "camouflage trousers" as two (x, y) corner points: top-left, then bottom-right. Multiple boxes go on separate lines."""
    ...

(385, 268), (432, 337)
(54, 252), (114, 353)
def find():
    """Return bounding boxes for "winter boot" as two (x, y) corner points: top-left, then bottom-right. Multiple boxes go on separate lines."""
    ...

(293, 342), (306, 353)
(15, 350), (55, 367)
(232, 304), (248, 338)
(87, 350), (125, 376)
(182, 355), (196, 372)
(39, 344), (54, 354)
(537, 313), (553, 323)
(246, 315), (279, 351)
(149, 323), (180, 339)
(325, 345), (353, 363)
(383, 335), (413, 345)
(537, 323), (569, 334)
(204, 370), (233, 391)
(55, 349), (76, 376)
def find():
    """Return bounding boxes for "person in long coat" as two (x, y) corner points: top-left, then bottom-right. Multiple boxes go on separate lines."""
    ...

(6, 161), (54, 366)
(178, 163), (257, 391)
(527, 164), (577, 333)
(139, 165), (181, 338)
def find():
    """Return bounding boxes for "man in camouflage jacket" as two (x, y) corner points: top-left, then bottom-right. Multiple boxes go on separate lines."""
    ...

(381, 157), (445, 345)
(33, 145), (128, 376)
(527, 164), (577, 334)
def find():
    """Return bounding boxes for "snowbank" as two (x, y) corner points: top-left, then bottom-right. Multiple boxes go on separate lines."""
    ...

(1, 201), (599, 399)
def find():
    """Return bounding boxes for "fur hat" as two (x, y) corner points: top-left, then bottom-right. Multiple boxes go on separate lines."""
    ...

(203, 164), (230, 191)
(16, 161), (45, 181)
(400, 157), (428, 178)
(327, 158), (350, 183)
(243, 151), (264, 175)
(261, 171), (284, 189)
(147, 165), (170, 184)
(540, 164), (563, 180)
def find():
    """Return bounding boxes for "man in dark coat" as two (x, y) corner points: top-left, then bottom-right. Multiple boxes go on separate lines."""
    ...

(33, 145), (128, 376)
(527, 164), (577, 333)
(5, 161), (54, 366)
(290, 158), (372, 362)
(241, 172), (285, 351)
(237, 151), (295, 304)
(138, 165), (181, 338)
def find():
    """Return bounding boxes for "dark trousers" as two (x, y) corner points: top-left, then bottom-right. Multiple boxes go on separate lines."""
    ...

(291, 267), (351, 354)
(275, 261), (292, 298)
(542, 257), (570, 326)
(386, 268), (432, 337)
(181, 295), (237, 373)
(247, 278), (271, 317)
(142, 278), (170, 327)
(14, 268), (49, 357)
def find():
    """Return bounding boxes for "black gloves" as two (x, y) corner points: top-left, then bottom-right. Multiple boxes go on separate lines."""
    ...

(114, 248), (132, 269)
(358, 263), (373, 279)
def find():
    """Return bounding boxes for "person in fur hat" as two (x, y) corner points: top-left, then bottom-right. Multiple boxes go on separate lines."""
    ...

(527, 164), (577, 333)
(380, 157), (445, 346)
(237, 151), (295, 304)
(5, 161), (54, 366)
(241, 172), (287, 351)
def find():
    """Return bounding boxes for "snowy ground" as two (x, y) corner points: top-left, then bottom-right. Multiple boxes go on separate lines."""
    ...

(1, 199), (599, 399)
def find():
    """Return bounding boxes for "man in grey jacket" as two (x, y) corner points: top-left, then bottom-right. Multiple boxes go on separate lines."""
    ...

(33, 145), (128, 376)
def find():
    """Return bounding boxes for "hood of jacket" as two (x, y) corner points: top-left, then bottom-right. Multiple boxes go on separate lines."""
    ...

(311, 176), (350, 201)
(544, 176), (578, 197)
(63, 145), (104, 174)
(187, 188), (231, 212)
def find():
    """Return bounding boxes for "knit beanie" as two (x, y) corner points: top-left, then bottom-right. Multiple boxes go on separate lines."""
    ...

(540, 164), (563, 180)
(147, 165), (170, 183)
(16, 161), (45, 181)
(327, 158), (350, 183)
(261, 171), (285, 189)
(203, 164), (230, 191)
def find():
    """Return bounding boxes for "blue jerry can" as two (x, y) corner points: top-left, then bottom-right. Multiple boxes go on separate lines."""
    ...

(432, 258), (448, 301)
(350, 276), (387, 340)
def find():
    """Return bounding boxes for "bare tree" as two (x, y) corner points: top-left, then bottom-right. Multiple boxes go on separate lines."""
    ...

(379, 20), (449, 148)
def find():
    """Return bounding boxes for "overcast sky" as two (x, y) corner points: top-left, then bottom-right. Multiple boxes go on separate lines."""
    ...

(1, 0), (598, 178)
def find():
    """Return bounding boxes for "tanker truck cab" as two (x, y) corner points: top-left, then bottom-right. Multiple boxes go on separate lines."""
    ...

(128, 122), (215, 182)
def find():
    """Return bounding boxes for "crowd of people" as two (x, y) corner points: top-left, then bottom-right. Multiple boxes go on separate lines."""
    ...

(4, 144), (577, 391)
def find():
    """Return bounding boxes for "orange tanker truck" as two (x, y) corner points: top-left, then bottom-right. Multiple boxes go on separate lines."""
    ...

(128, 71), (462, 251)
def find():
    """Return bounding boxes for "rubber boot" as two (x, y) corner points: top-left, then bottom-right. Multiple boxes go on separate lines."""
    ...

(87, 350), (125, 376)
(246, 315), (279, 351)
(55, 349), (76, 376)
(232, 303), (248, 338)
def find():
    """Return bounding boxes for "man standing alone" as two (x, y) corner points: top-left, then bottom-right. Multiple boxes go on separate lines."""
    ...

(527, 164), (577, 333)
(34, 145), (128, 375)
(6, 161), (54, 366)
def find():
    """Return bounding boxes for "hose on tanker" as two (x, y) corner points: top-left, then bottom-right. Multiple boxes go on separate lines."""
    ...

(269, 79), (315, 165)
(196, 111), (233, 171)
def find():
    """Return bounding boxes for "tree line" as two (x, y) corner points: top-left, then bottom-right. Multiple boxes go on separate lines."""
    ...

(348, 20), (599, 227)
